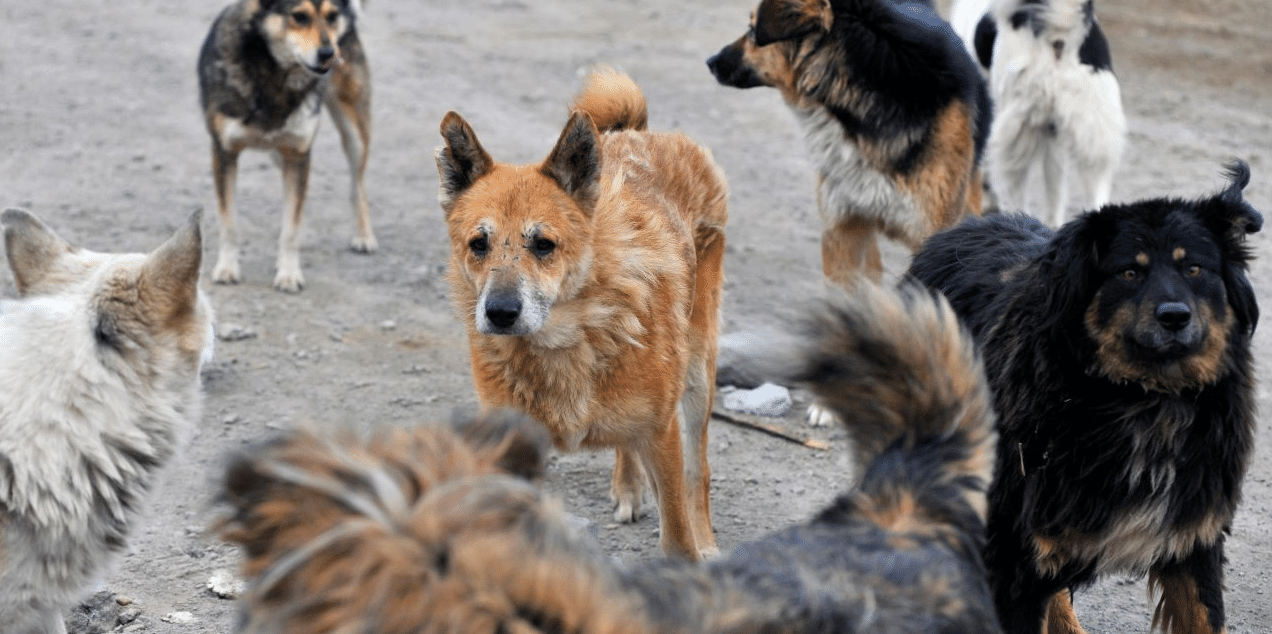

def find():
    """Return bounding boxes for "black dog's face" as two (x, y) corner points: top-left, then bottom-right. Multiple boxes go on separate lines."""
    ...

(1082, 207), (1250, 392)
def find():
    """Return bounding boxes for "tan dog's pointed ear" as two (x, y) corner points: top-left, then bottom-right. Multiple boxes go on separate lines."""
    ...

(2, 207), (75, 296)
(754, 0), (832, 46)
(139, 210), (203, 320)
(436, 112), (494, 215)
(542, 111), (601, 213)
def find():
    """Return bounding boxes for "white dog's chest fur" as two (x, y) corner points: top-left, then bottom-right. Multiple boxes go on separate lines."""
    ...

(794, 106), (923, 237)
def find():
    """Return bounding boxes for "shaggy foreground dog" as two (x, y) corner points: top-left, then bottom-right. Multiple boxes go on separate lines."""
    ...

(217, 284), (1002, 634)
(435, 67), (728, 559)
(908, 161), (1261, 634)
(0, 209), (214, 634)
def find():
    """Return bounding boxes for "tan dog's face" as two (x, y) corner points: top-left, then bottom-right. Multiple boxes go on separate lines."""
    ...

(260, 0), (350, 75)
(435, 112), (601, 337)
(706, 0), (832, 100)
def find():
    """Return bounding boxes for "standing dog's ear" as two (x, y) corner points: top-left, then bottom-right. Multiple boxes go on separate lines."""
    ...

(436, 112), (494, 216)
(754, 0), (832, 46)
(2, 208), (76, 296)
(542, 111), (601, 214)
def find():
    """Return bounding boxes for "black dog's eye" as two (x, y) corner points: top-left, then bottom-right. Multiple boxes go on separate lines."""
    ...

(1186, 264), (1202, 277)
(1121, 269), (1139, 281)
(326, 11), (340, 24)
(469, 236), (489, 257)
(531, 237), (556, 258)
(291, 11), (311, 26)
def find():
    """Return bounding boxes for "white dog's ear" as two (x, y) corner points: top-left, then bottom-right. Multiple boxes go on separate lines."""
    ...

(1, 207), (75, 296)
(436, 111), (494, 216)
(139, 210), (204, 318)
(542, 111), (601, 214)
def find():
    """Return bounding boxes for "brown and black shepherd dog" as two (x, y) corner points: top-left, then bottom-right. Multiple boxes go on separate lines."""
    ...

(217, 283), (1003, 634)
(908, 160), (1262, 634)
(199, 0), (376, 292)
(708, 0), (992, 287)
(433, 67), (728, 560)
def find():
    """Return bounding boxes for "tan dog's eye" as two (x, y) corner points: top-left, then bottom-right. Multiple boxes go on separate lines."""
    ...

(326, 11), (340, 25)
(291, 11), (311, 26)
(531, 237), (556, 258)
(469, 236), (489, 257)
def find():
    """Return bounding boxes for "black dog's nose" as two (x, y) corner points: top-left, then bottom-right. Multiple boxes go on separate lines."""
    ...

(485, 294), (522, 329)
(1155, 302), (1192, 331)
(706, 52), (723, 75)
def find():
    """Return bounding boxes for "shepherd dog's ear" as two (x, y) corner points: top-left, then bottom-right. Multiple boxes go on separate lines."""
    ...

(753, 0), (832, 46)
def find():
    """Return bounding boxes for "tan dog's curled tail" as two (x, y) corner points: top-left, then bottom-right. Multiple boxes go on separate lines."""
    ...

(771, 283), (998, 521)
(571, 66), (649, 132)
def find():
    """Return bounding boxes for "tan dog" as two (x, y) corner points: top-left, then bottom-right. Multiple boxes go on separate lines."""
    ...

(0, 209), (214, 634)
(216, 284), (1002, 634)
(198, 0), (375, 292)
(435, 68), (728, 560)
(707, 0), (992, 286)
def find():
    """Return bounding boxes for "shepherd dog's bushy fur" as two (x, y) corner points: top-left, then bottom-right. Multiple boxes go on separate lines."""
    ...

(217, 283), (1002, 634)
(433, 67), (728, 559)
(907, 161), (1261, 634)
(708, 0), (992, 286)
(0, 209), (214, 634)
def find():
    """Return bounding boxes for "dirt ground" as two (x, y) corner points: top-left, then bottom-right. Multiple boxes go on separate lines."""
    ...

(2, 0), (1271, 631)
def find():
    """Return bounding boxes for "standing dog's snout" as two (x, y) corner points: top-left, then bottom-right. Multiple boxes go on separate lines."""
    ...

(316, 46), (336, 65)
(1155, 302), (1192, 331)
(484, 292), (522, 330)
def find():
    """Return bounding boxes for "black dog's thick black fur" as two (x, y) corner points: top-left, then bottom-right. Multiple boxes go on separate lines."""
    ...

(907, 161), (1261, 634)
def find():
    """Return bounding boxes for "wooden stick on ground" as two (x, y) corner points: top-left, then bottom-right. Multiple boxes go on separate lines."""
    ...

(711, 410), (831, 451)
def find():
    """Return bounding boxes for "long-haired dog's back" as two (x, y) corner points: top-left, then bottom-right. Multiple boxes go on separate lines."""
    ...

(218, 284), (1001, 634)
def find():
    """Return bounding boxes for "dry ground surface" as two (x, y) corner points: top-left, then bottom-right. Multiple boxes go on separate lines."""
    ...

(2, 0), (1271, 631)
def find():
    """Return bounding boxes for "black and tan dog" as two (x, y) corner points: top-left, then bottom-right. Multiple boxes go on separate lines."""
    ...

(199, 0), (375, 292)
(907, 161), (1262, 634)
(708, 0), (992, 287)
(217, 283), (1002, 634)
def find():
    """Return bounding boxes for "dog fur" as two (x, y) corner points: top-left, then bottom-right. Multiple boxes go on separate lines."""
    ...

(907, 161), (1261, 634)
(708, 0), (992, 286)
(198, 0), (376, 292)
(217, 283), (1002, 634)
(0, 209), (214, 634)
(966, 0), (1127, 226)
(434, 68), (728, 560)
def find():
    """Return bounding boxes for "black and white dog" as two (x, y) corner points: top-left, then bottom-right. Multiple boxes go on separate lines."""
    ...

(952, 0), (1126, 226)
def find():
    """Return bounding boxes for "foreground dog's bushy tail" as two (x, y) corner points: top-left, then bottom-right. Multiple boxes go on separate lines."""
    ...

(570, 66), (649, 132)
(775, 284), (998, 523)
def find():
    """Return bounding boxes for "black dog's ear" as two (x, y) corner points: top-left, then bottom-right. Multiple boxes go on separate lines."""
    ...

(1212, 159), (1263, 240)
(1037, 209), (1114, 323)
(754, 0), (832, 46)
(1202, 159), (1262, 335)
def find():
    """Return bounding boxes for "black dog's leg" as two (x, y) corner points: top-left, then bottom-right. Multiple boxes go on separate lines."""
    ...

(1149, 538), (1227, 634)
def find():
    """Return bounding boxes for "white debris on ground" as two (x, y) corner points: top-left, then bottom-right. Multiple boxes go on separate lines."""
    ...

(722, 382), (792, 417)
